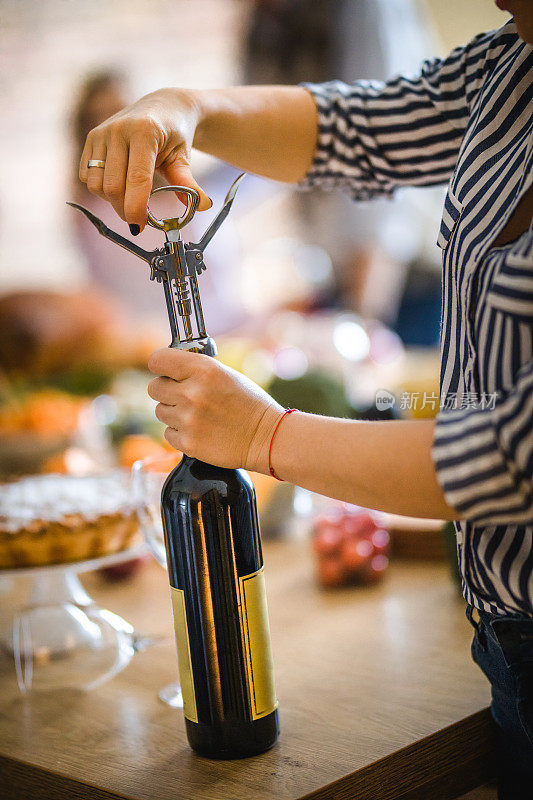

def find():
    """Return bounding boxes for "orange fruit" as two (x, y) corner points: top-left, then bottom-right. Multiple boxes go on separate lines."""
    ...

(119, 435), (172, 470)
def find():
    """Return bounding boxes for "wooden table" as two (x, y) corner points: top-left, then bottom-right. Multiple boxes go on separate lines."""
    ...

(0, 541), (494, 800)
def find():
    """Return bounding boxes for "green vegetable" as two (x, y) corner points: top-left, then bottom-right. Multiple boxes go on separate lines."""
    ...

(267, 370), (352, 418)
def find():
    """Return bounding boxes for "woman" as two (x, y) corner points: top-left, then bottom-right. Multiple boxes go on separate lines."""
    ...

(80, 5), (532, 795)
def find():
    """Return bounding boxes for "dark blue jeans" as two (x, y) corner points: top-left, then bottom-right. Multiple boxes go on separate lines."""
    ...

(467, 605), (533, 799)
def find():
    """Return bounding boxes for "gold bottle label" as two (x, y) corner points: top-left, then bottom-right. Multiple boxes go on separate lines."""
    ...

(170, 567), (277, 724)
(239, 567), (278, 720)
(170, 586), (198, 723)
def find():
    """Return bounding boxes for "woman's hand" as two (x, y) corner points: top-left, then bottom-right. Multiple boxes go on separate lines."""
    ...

(78, 85), (318, 229)
(147, 348), (283, 472)
(79, 88), (212, 229)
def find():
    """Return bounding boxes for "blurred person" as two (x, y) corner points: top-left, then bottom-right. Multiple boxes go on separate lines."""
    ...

(71, 70), (245, 336)
(243, 0), (334, 84)
(243, 0), (444, 340)
(78, 6), (533, 795)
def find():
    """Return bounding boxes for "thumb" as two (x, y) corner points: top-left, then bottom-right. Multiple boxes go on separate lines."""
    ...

(161, 160), (212, 212)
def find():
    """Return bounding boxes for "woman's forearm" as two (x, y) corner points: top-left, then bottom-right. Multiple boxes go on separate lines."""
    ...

(192, 86), (318, 183)
(148, 349), (459, 521)
(266, 413), (459, 520)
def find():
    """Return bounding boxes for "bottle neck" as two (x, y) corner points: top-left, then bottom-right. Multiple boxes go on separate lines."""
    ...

(177, 454), (213, 472)
(176, 454), (240, 477)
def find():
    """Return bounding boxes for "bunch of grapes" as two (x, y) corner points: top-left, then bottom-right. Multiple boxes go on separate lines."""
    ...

(312, 508), (390, 588)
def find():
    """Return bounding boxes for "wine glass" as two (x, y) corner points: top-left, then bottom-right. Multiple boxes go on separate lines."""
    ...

(131, 452), (183, 708)
(0, 545), (152, 697)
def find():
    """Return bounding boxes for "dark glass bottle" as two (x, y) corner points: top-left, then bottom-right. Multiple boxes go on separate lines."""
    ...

(161, 455), (280, 758)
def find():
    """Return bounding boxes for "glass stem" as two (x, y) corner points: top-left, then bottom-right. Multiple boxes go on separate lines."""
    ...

(30, 569), (92, 607)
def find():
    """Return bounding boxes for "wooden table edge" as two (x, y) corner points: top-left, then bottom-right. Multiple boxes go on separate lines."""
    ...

(1, 708), (494, 800)
(300, 707), (495, 800)
(0, 754), (136, 800)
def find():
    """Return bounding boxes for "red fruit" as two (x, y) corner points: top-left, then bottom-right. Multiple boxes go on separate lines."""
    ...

(366, 554), (389, 583)
(313, 526), (342, 556)
(341, 513), (376, 540)
(371, 529), (390, 553)
(313, 514), (343, 543)
(314, 514), (341, 533)
(341, 537), (373, 571)
(317, 556), (345, 587)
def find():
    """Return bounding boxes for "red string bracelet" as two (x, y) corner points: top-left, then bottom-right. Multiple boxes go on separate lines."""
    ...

(268, 409), (296, 481)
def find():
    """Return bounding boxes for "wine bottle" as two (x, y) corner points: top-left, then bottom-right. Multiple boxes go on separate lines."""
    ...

(68, 176), (278, 757)
(161, 455), (280, 758)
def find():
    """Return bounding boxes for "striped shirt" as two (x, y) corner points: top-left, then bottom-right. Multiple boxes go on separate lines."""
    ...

(300, 20), (533, 616)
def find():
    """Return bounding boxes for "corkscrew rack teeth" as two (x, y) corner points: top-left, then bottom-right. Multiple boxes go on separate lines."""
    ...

(68, 173), (245, 355)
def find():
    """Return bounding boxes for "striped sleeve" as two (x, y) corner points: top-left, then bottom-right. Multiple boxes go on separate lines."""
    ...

(432, 361), (533, 526)
(299, 30), (495, 200)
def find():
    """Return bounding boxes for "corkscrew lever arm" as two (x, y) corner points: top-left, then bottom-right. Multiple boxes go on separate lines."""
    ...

(190, 173), (245, 255)
(67, 202), (180, 337)
(66, 202), (160, 265)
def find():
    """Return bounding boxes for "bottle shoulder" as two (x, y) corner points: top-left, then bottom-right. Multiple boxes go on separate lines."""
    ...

(162, 458), (255, 500)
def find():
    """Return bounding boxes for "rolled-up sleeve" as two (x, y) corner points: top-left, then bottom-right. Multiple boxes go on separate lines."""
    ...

(433, 361), (533, 525)
(299, 30), (494, 200)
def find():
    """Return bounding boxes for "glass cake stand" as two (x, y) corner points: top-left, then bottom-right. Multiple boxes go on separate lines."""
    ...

(0, 544), (153, 695)
(132, 452), (183, 709)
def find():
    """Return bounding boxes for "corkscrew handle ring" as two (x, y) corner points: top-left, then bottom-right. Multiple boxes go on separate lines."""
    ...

(147, 185), (200, 232)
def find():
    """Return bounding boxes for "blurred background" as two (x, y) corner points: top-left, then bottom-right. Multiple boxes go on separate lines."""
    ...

(0, 0), (504, 291)
(0, 0), (508, 704)
(0, 0), (505, 496)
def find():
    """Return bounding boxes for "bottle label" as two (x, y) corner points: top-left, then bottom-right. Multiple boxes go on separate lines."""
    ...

(239, 567), (278, 720)
(170, 586), (198, 723)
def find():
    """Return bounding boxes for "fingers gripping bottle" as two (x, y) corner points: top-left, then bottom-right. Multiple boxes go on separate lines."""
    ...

(69, 176), (279, 757)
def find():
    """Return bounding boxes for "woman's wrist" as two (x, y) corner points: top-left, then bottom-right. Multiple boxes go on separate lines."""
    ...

(191, 89), (219, 152)
(245, 403), (285, 475)
(267, 409), (297, 480)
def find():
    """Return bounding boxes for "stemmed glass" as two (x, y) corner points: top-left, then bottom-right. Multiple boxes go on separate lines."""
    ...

(131, 452), (183, 708)
(0, 544), (151, 697)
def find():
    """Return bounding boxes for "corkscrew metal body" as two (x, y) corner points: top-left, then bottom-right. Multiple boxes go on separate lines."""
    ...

(68, 174), (245, 356)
